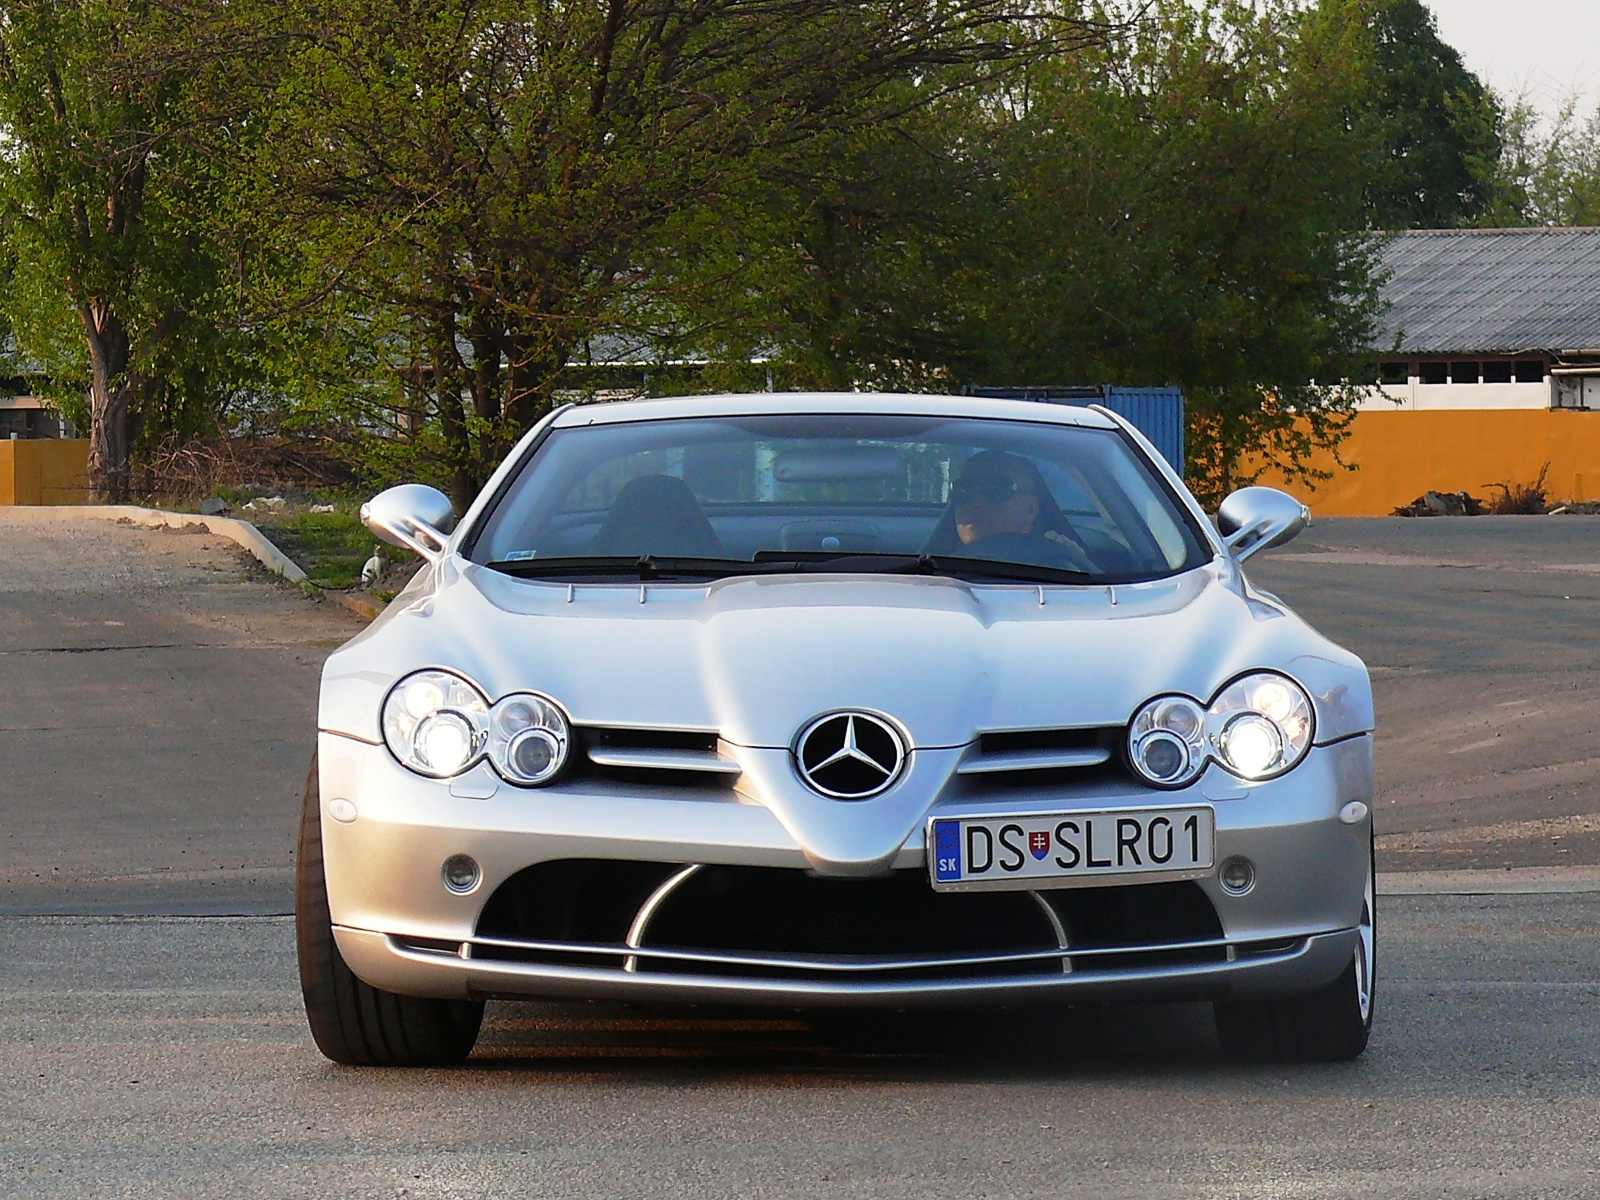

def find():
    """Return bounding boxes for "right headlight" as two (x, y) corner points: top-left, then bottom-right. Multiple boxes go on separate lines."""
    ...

(487, 693), (570, 785)
(1128, 671), (1315, 787)
(381, 669), (571, 786)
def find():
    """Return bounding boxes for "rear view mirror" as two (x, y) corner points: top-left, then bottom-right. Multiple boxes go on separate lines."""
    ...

(1217, 487), (1309, 561)
(361, 484), (456, 561)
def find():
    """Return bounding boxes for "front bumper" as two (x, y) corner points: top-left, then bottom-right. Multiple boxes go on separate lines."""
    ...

(317, 729), (1374, 1006)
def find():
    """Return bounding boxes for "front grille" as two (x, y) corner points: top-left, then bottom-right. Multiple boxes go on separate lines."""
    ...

(957, 725), (1126, 787)
(467, 860), (1230, 983)
(574, 726), (740, 788)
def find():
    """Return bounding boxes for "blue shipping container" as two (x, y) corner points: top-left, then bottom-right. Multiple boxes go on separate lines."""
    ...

(967, 385), (1185, 477)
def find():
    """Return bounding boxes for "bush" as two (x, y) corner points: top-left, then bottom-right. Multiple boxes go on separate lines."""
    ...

(1483, 464), (1549, 515)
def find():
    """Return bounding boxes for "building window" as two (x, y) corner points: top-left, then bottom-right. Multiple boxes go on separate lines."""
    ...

(1379, 361), (1408, 384)
(1450, 361), (1479, 384)
(1515, 359), (1545, 383)
(1419, 361), (1449, 384)
(1482, 361), (1513, 383)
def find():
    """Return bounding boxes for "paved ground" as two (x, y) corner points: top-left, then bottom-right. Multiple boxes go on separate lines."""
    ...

(1250, 516), (1600, 870)
(4, 895), (1599, 1198)
(0, 513), (359, 915)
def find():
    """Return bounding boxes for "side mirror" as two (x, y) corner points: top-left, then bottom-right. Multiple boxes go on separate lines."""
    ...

(360, 484), (456, 561)
(1217, 486), (1309, 562)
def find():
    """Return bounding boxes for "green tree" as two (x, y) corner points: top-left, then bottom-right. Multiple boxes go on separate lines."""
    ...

(1479, 94), (1600, 227)
(221, 0), (1085, 504)
(0, 1), (248, 498)
(1316, 0), (1502, 229)
(678, 2), (1387, 504)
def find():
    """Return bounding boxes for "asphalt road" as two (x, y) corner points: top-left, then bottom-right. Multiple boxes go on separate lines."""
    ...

(1250, 516), (1600, 870)
(0, 512), (359, 915)
(4, 894), (1599, 1198)
(5, 510), (1600, 1197)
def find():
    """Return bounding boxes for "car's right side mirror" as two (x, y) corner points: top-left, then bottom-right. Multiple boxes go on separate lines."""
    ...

(360, 484), (456, 561)
(1217, 486), (1309, 562)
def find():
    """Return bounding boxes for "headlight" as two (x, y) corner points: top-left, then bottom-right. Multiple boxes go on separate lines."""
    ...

(1128, 696), (1208, 786)
(383, 670), (489, 777)
(1208, 672), (1314, 780)
(1127, 672), (1315, 786)
(487, 693), (570, 785)
(382, 670), (571, 785)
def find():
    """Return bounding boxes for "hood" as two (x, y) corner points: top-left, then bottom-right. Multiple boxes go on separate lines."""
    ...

(322, 558), (1372, 750)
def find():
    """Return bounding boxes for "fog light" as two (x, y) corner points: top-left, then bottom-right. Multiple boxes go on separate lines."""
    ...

(1219, 855), (1256, 896)
(441, 854), (481, 895)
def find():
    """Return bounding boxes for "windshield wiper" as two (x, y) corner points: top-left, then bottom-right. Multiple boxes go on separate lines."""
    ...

(487, 551), (1096, 585)
(485, 555), (781, 580)
(753, 550), (1094, 584)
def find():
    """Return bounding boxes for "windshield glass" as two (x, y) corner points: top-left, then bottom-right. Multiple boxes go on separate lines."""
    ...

(468, 413), (1209, 583)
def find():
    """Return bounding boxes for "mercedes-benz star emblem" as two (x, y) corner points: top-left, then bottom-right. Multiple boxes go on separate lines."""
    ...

(794, 711), (906, 799)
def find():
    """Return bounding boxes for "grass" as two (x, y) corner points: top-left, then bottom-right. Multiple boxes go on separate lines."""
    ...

(253, 505), (412, 590)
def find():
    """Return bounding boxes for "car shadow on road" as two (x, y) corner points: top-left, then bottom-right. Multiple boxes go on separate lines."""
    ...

(463, 997), (1241, 1081)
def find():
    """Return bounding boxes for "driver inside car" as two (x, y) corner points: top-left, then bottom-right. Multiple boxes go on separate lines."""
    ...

(933, 450), (1094, 571)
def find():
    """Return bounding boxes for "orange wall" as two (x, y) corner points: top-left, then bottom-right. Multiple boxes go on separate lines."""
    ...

(0, 439), (92, 505)
(1251, 410), (1600, 516)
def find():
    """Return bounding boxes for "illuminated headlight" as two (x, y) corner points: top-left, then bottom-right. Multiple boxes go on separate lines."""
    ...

(1208, 672), (1314, 780)
(488, 694), (570, 785)
(381, 671), (571, 786)
(1127, 672), (1315, 787)
(383, 670), (489, 777)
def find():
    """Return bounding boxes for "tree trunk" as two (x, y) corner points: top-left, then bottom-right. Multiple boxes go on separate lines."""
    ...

(81, 301), (137, 503)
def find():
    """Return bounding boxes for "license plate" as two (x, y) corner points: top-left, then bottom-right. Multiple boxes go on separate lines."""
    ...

(927, 807), (1214, 892)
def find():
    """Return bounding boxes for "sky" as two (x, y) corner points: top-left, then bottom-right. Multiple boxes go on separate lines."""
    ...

(1424, 0), (1600, 119)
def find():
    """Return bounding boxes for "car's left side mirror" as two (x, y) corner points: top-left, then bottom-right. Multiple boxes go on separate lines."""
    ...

(361, 484), (456, 562)
(1217, 486), (1309, 562)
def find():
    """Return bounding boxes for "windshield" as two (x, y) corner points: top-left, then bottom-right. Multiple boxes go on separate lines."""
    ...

(467, 413), (1209, 584)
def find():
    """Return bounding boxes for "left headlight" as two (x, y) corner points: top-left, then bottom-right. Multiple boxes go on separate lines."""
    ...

(1208, 672), (1315, 780)
(1127, 671), (1315, 787)
(381, 669), (571, 785)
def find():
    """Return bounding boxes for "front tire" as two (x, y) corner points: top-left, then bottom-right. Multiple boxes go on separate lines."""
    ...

(296, 753), (484, 1066)
(1214, 835), (1375, 1062)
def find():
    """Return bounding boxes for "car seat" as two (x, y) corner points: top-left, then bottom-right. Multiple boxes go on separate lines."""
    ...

(588, 475), (727, 559)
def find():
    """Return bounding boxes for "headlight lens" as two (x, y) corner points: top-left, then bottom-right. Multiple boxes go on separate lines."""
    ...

(1128, 696), (1208, 786)
(381, 671), (570, 785)
(1208, 672), (1314, 779)
(1127, 672), (1314, 786)
(488, 693), (570, 785)
(383, 670), (489, 777)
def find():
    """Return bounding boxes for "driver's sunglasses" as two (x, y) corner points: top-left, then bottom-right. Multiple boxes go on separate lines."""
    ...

(951, 475), (1029, 506)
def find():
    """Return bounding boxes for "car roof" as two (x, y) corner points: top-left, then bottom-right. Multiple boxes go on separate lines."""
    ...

(550, 391), (1119, 429)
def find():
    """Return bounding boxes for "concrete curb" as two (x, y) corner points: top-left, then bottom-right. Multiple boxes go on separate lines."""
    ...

(8, 503), (310, 584)
(1379, 866), (1600, 895)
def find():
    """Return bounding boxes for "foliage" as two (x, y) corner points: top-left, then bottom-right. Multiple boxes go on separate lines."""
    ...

(0, 0), (1504, 507)
(1478, 96), (1600, 227)
(211, 0), (1094, 506)
(0, 1), (264, 499)
(1313, 0), (1503, 230)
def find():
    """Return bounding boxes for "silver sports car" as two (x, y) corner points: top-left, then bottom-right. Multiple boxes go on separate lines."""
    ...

(298, 392), (1375, 1066)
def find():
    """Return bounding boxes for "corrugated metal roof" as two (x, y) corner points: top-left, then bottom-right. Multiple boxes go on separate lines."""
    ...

(1376, 228), (1600, 356)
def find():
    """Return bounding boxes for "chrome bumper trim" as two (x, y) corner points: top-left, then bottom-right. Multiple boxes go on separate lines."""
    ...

(334, 925), (1358, 1007)
(401, 929), (1300, 975)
